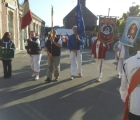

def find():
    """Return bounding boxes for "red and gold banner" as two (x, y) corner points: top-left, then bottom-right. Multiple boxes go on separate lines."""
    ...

(98, 17), (116, 44)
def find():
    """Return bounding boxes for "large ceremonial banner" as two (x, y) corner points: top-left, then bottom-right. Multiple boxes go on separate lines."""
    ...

(98, 17), (116, 44)
(122, 17), (140, 47)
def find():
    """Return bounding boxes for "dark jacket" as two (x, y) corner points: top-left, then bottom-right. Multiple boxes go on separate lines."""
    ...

(0, 39), (15, 60)
(25, 38), (41, 55)
(68, 34), (84, 51)
(0, 39), (15, 49)
(45, 37), (61, 56)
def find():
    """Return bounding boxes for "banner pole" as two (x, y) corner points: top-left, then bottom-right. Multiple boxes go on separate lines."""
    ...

(108, 8), (110, 17)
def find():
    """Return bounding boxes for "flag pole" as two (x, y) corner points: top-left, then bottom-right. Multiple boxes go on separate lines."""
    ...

(50, 6), (53, 73)
(108, 8), (110, 17)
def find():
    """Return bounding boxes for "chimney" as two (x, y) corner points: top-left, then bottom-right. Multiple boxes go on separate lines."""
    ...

(80, 0), (86, 7)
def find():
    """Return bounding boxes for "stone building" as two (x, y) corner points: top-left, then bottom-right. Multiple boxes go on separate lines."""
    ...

(0, 0), (20, 50)
(63, 0), (98, 37)
(0, 0), (45, 51)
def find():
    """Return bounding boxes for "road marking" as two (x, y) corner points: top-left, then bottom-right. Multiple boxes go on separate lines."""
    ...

(94, 87), (119, 96)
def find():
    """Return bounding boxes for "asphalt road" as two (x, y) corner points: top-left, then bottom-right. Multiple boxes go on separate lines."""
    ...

(0, 48), (124, 120)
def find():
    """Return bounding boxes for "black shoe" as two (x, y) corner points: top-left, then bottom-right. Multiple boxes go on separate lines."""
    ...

(45, 77), (51, 83)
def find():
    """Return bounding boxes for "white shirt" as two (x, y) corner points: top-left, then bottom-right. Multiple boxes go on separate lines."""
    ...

(118, 41), (125, 58)
(35, 39), (40, 44)
(58, 39), (62, 47)
(25, 39), (40, 46)
(91, 37), (97, 45)
(96, 40), (100, 58)
(120, 51), (140, 115)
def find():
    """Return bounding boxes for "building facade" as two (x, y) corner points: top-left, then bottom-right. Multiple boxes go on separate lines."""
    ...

(0, 0), (45, 51)
(0, 0), (20, 50)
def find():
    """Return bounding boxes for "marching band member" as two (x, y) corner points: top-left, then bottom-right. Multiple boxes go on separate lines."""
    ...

(117, 36), (130, 78)
(91, 39), (108, 82)
(26, 31), (42, 80)
(0, 32), (15, 79)
(113, 35), (122, 78)
(68, 26), (84, 80)
(45, 30), (62, 82)
(120, 50), (140, 120)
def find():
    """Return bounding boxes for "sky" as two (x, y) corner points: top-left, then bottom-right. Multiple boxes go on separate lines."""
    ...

(19, 0), (140, 27)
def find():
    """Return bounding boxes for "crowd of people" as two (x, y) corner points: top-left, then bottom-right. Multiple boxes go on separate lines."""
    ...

(0, 25), (140, 120)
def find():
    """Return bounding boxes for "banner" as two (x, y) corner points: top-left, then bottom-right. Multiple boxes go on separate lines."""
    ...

(0, 49), (14, 59)
(21, 0), (32, 30)
(122, 17), (140, 47)
(98, 17), (116, 44)
(75, 0), (85, 37)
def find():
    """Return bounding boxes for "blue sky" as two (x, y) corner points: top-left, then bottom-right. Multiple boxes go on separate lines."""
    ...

(19, 0), (140, 27)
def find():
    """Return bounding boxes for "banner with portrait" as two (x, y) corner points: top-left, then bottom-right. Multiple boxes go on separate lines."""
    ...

(122, 17), (140, 47)
(98, 17), (116, 44)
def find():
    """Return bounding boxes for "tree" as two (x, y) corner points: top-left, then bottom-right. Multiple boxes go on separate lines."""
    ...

(128, 5), (140, 16)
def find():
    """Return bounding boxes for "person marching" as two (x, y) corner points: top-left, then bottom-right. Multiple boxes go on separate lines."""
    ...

(117, 35), (130, 78)
(25, 31), (42, 80)
(113, 34), (122, 78)
(45, 30), (62, 82)
(91, 38), (108, 82)
(91, 33), (97, 45)
(0, 32), (15, 79)
(68, 26), (84, 80)
(120, 50), (140, 120)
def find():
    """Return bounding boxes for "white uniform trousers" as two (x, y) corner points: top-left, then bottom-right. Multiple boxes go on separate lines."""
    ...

(30, 54), (42, 72)
(118, 58), (126, 76)
(95, 59), (104, 78)
(70, 50), (82, 76)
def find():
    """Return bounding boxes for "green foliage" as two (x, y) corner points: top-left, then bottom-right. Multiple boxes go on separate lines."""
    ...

(128, 5), (140, 16)
(116, 18), (126, 35)
(93, 26), (98, 33)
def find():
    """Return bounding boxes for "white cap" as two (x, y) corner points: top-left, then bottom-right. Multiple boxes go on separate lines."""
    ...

(73, 26), (77, 28)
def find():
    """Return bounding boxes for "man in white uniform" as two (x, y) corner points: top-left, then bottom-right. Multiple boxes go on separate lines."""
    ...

(118, 37), (130, 78)
(91, 34), (97, 45)
(120, 50), (140, 120)
(68, 26), (84, 80)
(113, 35), (122, 78)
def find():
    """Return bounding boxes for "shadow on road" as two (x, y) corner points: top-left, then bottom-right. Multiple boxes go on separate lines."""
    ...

(0, 76), (123, 120)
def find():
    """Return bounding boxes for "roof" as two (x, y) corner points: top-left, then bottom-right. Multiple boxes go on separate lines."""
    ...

(63, 6), (98, 27)
(64, 6), (97, 20)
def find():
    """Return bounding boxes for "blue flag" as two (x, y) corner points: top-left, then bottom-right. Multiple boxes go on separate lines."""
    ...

(122, 17), (140, 47)
(75, 0), (85, 37)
